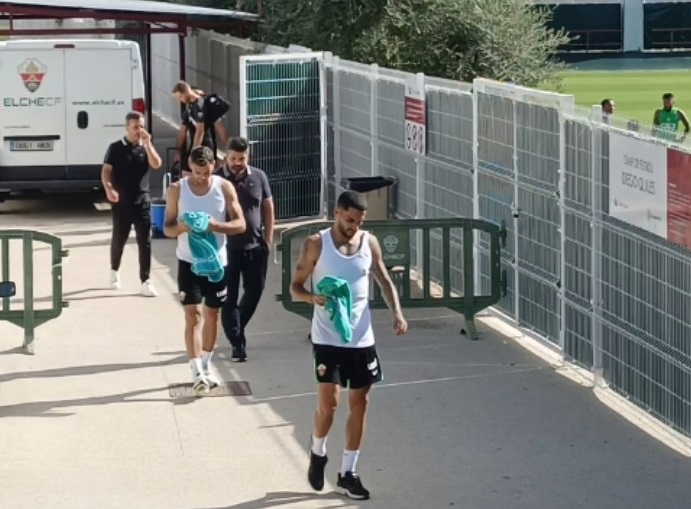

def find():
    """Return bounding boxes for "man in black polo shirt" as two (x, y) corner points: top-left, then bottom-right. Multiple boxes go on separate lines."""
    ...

(101, 111), (163, 297)
(216, 137), (275, 361)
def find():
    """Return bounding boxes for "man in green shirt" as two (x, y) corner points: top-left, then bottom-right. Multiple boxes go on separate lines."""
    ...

(652, 93), (690, 142)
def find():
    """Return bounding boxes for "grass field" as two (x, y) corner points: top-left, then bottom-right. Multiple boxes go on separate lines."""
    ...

(559, 70), (691, 124)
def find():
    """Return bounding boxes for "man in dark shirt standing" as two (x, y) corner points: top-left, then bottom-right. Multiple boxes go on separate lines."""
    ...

(101, 111), (163, 297)
(216, 137), (275, 361)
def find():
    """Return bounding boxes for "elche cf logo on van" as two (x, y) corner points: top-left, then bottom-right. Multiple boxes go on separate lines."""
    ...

(17, 58), (47, 93)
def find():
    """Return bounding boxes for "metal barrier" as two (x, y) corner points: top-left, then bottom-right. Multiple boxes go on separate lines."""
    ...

(0, 230), (69, 354)
(276, 218), (507, 339)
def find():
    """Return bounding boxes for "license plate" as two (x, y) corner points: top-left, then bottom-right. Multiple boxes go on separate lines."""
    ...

(9, 140), (54, 152)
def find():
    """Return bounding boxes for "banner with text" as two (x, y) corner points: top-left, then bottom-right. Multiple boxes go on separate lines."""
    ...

(608, 132), (668, 237)
(667, 148), (691, 249)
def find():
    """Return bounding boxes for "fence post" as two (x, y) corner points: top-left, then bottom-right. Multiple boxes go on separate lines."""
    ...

(511, 89), (520, 323)
(333, 56), (342, 196)
(319, 53), (329, 217)
(238, 53), (247, 139)
(415, 73), (426, 279)
(589, 108), (605, 385)
(558, 108), (567, 351)
(370, 64), (379, 177)
(472, 84), (481, 294)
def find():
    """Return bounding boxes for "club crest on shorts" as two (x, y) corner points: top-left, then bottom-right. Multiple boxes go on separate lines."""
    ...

(316, 363), (327, 377)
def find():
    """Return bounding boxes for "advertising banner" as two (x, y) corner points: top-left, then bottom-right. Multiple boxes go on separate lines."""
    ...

(608, 132), (668, 237)
(667, 148), (691, 249)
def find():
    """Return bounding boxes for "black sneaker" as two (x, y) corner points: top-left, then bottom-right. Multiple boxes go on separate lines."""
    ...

(307, 451), (328, 491)
(337, 472), (370, 500)
(231, 346), (247, 362)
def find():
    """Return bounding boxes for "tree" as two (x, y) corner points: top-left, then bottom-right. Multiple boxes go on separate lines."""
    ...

(261, 0), (386, 58)
(261, 0), (570, 88)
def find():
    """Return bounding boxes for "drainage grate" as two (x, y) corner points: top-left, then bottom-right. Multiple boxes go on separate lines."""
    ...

(168, 381), (252, 398)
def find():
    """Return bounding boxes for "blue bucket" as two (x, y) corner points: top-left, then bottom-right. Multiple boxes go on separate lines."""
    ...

(151, 199), (167, 238)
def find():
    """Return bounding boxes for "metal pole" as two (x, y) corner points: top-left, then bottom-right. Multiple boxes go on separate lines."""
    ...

(178, 30), (186, 123)
(178, 31), (186, 80)
(22, 233), (35, 354)
(145, 27), (153, 137)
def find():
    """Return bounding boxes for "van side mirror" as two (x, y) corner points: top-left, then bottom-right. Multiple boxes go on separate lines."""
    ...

(0, 281), (16, 298)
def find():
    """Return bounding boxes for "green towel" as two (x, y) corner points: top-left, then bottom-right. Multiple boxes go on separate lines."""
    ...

(181, 211), (225, 283)
(316, 276), (354, 344)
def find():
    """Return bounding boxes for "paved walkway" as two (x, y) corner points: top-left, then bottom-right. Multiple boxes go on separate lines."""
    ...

(2, 117), (691, 509)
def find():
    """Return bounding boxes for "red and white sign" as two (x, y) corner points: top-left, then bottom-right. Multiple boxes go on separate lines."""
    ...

(404, 74), (426, 155)
(667, 148), (691, 249)
(609, 132), (691, 252)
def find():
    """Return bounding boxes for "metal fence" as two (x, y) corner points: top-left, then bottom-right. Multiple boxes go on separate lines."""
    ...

(151, 30), (691, 440)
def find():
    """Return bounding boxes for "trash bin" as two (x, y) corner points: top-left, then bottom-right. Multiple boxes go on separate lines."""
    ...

(150, 199), (167, 239)
(340, 176), (397, 220)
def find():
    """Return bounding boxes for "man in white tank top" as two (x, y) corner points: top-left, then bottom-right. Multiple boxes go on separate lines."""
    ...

(163, 146), (246, 396)
(291, 190), (408, 500)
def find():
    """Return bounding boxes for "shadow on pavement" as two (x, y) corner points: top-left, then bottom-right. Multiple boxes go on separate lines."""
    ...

(0, 357), (184, 384)
(206, 259), (691, 509)
(200, 491), (350, 509)
(0, 386), (172, 418)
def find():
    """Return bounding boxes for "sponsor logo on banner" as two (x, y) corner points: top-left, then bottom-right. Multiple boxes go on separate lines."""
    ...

(608, 132), (667, 237)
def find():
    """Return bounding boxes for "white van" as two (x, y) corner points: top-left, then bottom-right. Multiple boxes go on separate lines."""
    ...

(0, 39), (146, 197)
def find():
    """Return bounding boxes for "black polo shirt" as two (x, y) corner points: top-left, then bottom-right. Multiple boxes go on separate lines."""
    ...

(181, 106), (213, 153)
(103, 137), (151, 205)
(216, 165), (272, 251)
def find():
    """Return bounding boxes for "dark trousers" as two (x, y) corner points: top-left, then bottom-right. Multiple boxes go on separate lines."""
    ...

(221, 244), (269, 349)
(110, 200), (152, 283)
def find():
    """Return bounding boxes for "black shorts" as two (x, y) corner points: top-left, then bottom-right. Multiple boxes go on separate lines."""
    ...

(313, 344), (383, 390)
(177, 260), (228, 308)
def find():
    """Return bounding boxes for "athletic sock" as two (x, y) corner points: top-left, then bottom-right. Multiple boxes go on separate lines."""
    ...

(311, 435), (327, 457)
(189, 358), (203, 377)
(341, 450), (360, 475)
(201, 350), (213, 371)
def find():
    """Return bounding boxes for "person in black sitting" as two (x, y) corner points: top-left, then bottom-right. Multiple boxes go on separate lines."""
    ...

(101, 111), (163, 297)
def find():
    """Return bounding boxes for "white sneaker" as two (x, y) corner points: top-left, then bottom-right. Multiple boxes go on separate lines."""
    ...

(203, 367), (220, 389)
(110, 270), (121, 290)
(192, 375), (211, 396)
(140, 280), (158, 297)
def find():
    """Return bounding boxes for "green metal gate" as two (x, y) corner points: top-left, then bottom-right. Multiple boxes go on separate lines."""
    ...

(0, 230), (69, 354)
(239, 52), (326, 220)
(276, 218), (507, 340)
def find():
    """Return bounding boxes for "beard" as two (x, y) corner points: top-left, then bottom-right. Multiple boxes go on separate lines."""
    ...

(338, 223), (356, 239)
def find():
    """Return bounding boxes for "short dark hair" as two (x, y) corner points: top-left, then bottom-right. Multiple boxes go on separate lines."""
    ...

(663, 93), (674, 100)
(227, 136), (249, 153)
(601, 98), (612, 108)
(125, 111), (143, 123)
(189, 145), (215, 166)
(337, 190), (367, 211)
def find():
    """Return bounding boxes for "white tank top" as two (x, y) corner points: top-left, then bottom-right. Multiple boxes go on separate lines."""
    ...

(311, 228), (374, 348)
(175, 175), (228, 266)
